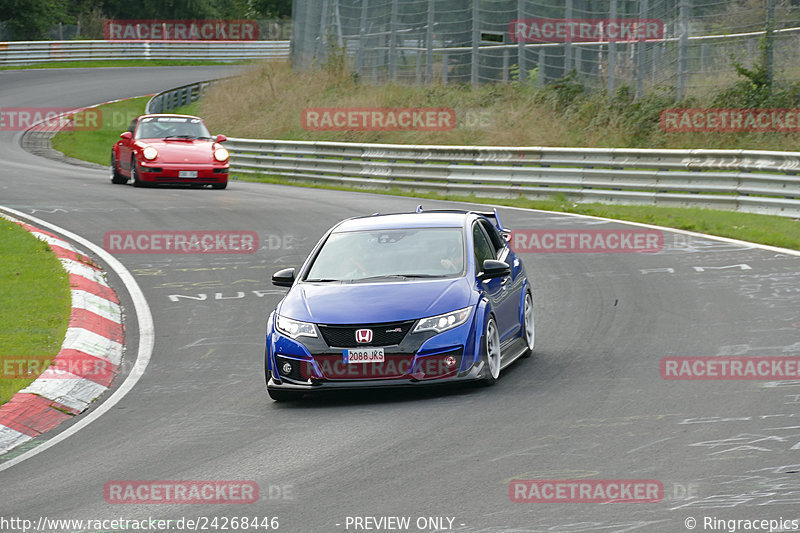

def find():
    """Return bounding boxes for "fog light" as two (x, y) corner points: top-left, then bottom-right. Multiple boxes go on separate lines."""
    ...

(444, 356), (457, 368)
(281, 362), (293, 374)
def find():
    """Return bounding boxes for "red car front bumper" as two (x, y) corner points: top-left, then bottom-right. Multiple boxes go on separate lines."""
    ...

(137, 162), (228, 184)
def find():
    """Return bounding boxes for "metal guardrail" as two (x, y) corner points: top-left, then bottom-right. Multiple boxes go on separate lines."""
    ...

(223, 139), (800, 218)
(146, 81), (213, 114)
(143, 81), (800, 218)
(0, 40), (289, 65)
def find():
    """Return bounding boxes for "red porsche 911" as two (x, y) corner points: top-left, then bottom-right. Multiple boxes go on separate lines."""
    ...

(110, 114), (229, 189)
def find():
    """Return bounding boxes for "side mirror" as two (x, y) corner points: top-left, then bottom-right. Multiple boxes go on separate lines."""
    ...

(478, 259), (511, 280)
(215, 134), (227, 143)
(272, 267), (296, 287)
(120, 131), (132, 140)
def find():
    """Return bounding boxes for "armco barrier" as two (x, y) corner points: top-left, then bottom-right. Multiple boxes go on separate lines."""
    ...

(223, 139), (800, 218)
(141, 85), (797, 218)
(146, 81), (212, 114)
(0, 40), (289, 65)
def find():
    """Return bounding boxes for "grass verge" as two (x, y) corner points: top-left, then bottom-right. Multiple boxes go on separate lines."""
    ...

(0, 59), (250, 71)
(237, 173), (800, 251)
(51, 93), (800, 252)
(0, 218), (72, 405)
(51, 96), (150, 166)
(196, 61), (800, 151)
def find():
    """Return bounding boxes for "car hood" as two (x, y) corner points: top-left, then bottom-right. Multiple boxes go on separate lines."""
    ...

(138, 139), (219, 164)
(278, 277), (473, 324)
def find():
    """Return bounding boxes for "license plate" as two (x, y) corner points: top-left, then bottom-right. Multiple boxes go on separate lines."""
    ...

(179, 170), (198, 178)
(344, 348), (385, 363)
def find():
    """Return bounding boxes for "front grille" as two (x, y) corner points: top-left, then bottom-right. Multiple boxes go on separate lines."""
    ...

(306, 348), (464, 381)
(309, 354), (415, 380)
(318, 320), (415, 348)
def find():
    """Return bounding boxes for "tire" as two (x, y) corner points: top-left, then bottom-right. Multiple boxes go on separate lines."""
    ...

(131, 157), (144, 188)
(211, 182), (227, 190)
(110, 153), (126, 184)
(479, 315), (501, 386)
(521, 289), (535, 358)
(268, 388), (303, 402)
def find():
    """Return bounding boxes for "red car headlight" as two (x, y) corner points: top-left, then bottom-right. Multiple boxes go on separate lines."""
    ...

(214, 147), (229, 162)
(142, 146), (158, 160)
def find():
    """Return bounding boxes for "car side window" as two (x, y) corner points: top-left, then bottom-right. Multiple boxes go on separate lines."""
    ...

(472, 223), (495, 272)
(479, 219), (506, 255)
(128, 119), (137, 134)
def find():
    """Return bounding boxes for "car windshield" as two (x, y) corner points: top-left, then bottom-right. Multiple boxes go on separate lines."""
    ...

(305, 227), (465, 282)
(135, 116), (211, 140)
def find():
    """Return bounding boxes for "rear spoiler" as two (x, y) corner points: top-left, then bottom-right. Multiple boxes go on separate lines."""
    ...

(415, 205), (509, 234)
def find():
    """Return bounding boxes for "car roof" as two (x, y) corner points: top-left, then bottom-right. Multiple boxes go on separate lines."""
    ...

(138, 114), (203, 121)
(332, 211), (477, 233)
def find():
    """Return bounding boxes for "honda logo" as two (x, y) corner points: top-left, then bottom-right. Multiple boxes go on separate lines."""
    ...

(355, 329), (373, 344)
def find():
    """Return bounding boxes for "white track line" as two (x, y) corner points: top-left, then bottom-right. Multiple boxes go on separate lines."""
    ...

(479, 203), (800, 257)
(0, 206), (154, 472)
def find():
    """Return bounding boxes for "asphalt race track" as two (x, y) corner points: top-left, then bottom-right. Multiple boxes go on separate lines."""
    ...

(2, 67), (800, 533)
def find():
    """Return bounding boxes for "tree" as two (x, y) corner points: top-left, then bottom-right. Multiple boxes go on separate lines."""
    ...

(0, 0), (66, 40)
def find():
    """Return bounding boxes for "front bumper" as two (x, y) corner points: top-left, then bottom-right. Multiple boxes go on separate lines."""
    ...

(266, 361), (486, 392)
(138, 162), (228, 184)
(266, 313), (483, 393)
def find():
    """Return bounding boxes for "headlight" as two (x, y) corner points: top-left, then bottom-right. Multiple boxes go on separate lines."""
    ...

(276, 315), (317, 339)
(413, 307), (472, 334)
(142, 146), (158, 160)
(214, 147), (229, 162)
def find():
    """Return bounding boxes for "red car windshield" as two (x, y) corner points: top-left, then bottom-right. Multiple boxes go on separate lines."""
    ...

(135, 116), (211, 140)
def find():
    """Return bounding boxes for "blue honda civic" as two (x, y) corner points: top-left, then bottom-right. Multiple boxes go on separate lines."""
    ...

(264, 207), (534, 401)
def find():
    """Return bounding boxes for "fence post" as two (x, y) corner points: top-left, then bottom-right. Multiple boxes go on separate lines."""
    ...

(676, 0), (689, 100)
(356, 0), (368, 76)
(765, 0), (775, 88)
(317, 0), (329, 63)
(564, 0), (572, 76)
(426, 0), (434, 82)
(389, 0), (398, 81)
(608, 0), (616, 93)
(517, 0), (526, 82)
(472, 0), (480, 87)
(304, 0), (315, 69)
(538, 45), (545, 87)
(635, 0), (648, 98)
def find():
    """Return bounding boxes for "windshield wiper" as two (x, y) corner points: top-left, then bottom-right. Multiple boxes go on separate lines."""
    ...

(353, 274), (442, 282)
(163, 135), (200, 140)
(304, 278), (342, 283)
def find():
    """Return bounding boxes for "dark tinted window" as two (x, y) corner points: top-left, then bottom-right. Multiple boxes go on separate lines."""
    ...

(472, 223), (495, 270)
(479, 218), (506, 254)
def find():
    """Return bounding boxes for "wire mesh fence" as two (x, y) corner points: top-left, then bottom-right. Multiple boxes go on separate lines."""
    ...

(290, 0), (800, 97)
